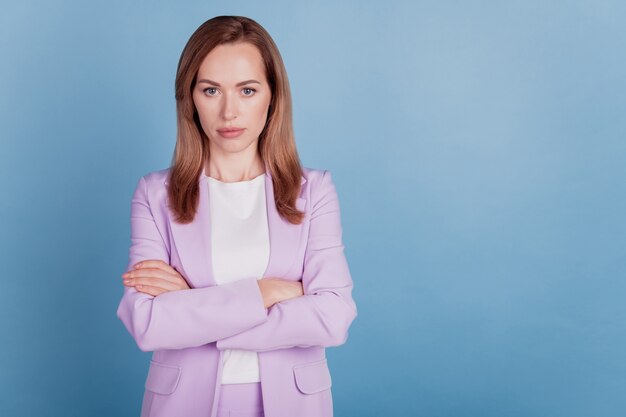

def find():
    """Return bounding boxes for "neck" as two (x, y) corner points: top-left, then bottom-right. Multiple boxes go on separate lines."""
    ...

(205, 150), (265, 183)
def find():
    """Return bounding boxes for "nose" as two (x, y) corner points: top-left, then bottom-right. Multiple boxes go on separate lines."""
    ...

(220, 93), (238, 121)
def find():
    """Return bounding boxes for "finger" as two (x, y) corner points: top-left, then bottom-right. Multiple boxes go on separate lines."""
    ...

(126, 263), (185, 285)
(123, 279), (174, 294)
(129, 277), (180, 292)
(133, 260), (178, 275)
(134, 284), (167, 297)
(122, 268), (181, 285)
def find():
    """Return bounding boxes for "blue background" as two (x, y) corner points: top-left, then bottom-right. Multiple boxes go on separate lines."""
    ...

(1, 1), (625, 416)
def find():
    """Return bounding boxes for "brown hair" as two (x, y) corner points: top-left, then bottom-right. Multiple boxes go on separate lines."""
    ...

(167, 15), (304, 225)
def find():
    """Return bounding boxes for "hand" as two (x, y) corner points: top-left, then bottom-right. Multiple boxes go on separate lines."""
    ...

(257, 278), (304, 309)
(122, 260), (191, 296)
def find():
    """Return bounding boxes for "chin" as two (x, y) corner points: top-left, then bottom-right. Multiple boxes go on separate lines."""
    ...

(223, 142), (256, 153)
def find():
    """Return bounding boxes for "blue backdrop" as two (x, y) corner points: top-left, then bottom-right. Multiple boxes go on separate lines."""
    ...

(1, 1), (624, 416)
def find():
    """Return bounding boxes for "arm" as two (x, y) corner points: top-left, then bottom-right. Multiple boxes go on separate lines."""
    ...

(216, 170), (358, 352)
(116, 176), (268, 352)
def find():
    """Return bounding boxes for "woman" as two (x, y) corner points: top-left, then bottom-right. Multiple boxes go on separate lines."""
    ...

(116, 15), (357, 417)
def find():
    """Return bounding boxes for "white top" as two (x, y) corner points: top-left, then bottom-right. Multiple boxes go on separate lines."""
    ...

(206, 173), (269, 384)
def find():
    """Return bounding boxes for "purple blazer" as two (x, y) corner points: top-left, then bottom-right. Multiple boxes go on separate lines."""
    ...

(116, 163), (358, 417)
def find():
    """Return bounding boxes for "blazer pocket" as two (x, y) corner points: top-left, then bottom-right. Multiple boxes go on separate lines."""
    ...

(293, 358), (332, 394)
(144, 360), (182, 395)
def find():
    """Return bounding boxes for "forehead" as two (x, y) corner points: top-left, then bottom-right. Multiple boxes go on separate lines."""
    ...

(197, 42), (266, 82)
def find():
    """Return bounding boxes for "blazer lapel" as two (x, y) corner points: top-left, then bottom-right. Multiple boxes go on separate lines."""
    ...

(167, 163), (307, 287)
(263, 165), (308, 281)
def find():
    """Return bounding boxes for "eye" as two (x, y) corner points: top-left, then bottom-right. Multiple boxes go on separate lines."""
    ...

(242, 87), (256, 96)
(203, 87), (218, 96)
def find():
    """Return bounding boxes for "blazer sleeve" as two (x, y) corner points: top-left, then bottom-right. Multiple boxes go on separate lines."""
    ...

(215, 170), (358, 352)
(116, 175), (268, 352)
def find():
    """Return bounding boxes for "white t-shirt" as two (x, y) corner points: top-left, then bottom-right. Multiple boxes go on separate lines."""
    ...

(206, 172), (269, 384)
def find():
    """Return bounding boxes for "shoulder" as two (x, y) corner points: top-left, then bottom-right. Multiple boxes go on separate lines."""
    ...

(131, 167), (170, 204)
(301, 166), (335, 185)
(300, 166), (340, 204)
(301, 166), (331, 189)
(142, 167), (171, 187)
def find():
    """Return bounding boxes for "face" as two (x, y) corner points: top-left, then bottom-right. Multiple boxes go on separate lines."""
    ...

(192, 42), (272, 156)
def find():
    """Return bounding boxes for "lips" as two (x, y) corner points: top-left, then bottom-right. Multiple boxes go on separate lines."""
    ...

(217, 127), (245, 139)
(217, 127), (244, 133)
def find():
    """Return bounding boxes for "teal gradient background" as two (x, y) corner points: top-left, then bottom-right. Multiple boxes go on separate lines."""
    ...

(1, 1), (625, 416)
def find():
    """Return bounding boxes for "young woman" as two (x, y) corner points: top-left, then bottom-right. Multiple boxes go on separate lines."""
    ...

(116, 15), (357, 417)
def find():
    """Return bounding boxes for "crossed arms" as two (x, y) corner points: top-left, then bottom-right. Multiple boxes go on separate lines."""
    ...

(116, 170), (357, 352)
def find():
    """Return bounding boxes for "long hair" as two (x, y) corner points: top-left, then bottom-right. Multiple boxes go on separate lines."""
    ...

(168, 15), (305, 225)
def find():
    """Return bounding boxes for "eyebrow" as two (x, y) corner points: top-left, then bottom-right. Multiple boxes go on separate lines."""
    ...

(197, 79), (261, 87)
